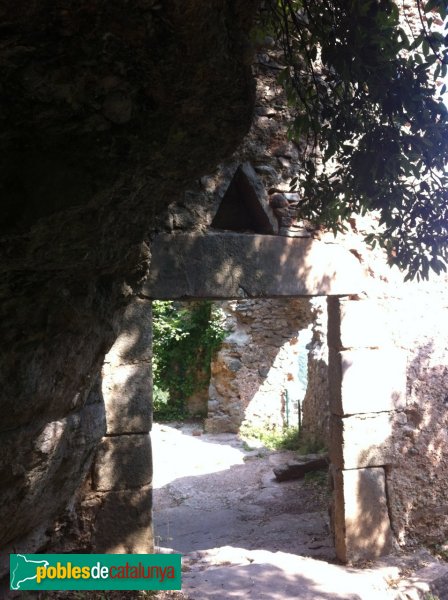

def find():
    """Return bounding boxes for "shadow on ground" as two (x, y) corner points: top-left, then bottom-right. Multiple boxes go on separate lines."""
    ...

(151, 423), (333, 559)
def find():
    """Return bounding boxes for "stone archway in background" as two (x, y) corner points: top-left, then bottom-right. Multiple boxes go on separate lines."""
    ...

(88, 232), (406, 563)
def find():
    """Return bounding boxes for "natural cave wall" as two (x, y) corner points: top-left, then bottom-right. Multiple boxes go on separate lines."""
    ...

(0, 0), (259, 575)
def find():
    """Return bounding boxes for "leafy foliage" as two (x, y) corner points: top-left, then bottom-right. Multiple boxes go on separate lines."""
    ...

(152, 301), (226, 420)
(266, 0), (448, 279)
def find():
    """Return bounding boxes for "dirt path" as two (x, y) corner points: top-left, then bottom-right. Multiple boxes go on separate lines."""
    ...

(3, 422), (446, 599)
(152, 422), (333, 561)
(151, 422), (418, 599)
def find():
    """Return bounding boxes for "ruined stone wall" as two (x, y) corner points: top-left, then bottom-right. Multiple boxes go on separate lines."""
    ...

(2, 0), (445, 570)
(323, 216), (448, 551)
(155, 25), (448, 554)
(154, 45), (306, 238)
(301, 298), (330, 450)
(205, 299), (312, 433)
(379, 280), (448, 548)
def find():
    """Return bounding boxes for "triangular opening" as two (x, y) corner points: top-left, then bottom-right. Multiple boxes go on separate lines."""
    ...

(211, 163), (277, 234)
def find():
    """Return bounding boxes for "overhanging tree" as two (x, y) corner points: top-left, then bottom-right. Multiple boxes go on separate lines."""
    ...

(265, 0), (448, 280)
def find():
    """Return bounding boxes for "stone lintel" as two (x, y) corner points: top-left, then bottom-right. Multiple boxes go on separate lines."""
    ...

(144, 233), (366, 299)
(328, 348), (407, 416)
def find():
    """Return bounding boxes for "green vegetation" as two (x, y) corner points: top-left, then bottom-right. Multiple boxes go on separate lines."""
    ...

(152, 301), (226, 421)
(240, 423), (302, 450)
(262, 0), (447, 280)
(303, 470), (328, 486)
(240, 421), (328, 454)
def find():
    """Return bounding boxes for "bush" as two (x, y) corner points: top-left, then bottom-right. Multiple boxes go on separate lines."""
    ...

(152, 301), (226, 420)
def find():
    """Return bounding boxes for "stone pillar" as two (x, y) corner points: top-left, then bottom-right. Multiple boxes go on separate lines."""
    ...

(327, 297), (406, 562)
(89, 299), (154, 553)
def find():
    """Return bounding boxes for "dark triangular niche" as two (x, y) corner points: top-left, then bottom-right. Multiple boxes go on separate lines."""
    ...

(211, 163), (277, 234)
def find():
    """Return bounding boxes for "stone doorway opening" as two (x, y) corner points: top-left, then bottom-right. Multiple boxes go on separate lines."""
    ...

(152, 298), (319, 434)
(89, 231), (401, 567)
(150, 296), (335, 567)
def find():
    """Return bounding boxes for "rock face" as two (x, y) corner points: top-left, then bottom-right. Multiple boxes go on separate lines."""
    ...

(0, 0), (259, 569)
(2, 0), (447, 571)
(378, 280), (448, 548)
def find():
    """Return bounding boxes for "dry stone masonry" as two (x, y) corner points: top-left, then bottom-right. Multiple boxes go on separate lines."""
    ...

(205, 298), (312, 433)
(301, 298), (330, 450)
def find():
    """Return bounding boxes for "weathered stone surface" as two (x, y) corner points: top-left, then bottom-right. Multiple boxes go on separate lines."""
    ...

(327, 297), (391, 350)
(301, 298), (330, 449)
(1, 0), (447, 567)
(1, 1), (258, 238)
(93, 435), (152, 492)
(332, 467), (394, 562)
(0, 287), (116, 433)
(396, 561), (448, 600)
(107, 299), (152, 366)
(102, 298), (152, 434)
(186, 390), (209, 417)
(328, 348), (407, 416)
(88, 484), (153, 554)
(330, 413), (398, 469)
(0, 404), (105, 553)
(207, 298), (312, 433)
(204, 415), (237, 434)
(102, 363), (152, 434)
(145, 233), (366, 299)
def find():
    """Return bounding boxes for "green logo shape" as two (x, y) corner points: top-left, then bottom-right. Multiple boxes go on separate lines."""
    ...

(9, 554), (182, 591)
(10, 555), (50, 590)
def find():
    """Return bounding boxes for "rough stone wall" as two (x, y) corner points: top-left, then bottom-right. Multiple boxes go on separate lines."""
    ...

(205, 299), (312, 433)
(154, 45), (305, 236)
(2, 0), (446, 568)
(379, 280), (448, 548)
(301, 298), (330, 450)
(185, 376), (210, 418)
(0, 0), (259, 573)
(324, 216), (448, 551)
(157, 28), (448, 554)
